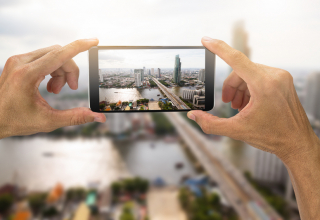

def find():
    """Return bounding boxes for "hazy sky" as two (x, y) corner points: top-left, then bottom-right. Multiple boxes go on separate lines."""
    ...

(0, 0), (320, 88)
(99, 49), (205, 69)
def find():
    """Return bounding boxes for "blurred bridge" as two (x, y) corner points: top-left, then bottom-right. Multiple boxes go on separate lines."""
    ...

(151, 77), (190, 110)
(165, 112), (283, 220)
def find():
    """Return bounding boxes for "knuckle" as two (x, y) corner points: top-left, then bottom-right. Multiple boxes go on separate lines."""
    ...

(52, 44), (62, 50)
(231, 50), (245, 62)
(6, 55), (20, 66)
(278, 69), (293, 82)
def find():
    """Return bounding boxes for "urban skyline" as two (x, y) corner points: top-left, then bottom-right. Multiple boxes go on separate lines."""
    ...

(98, 49), (205, 69)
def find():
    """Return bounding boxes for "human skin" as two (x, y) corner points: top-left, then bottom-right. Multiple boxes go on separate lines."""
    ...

(188, 37), (320, 219)
(0, 39), (106, 139)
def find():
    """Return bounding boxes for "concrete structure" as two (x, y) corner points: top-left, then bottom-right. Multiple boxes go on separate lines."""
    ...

(134, 69), (144, 82)
(198, 69), (205, 82)
(99, 69), (104, 82)
(193, 95), (205, 108)
(108, 113), (131, 134)
(147, 187), (187, 220)
(173, 55), (181, 84)
(143, 66), (146, 79)
(158, 68), (161, 78)
(152, 77), (190, 110)
(253, 150), (288, 185)
(151, 68), (154, 76)
(165, 112), (283, 220)
(135, 72), (142, 87)
(305, 72), (320, 121)
(182, 89), (204, 100)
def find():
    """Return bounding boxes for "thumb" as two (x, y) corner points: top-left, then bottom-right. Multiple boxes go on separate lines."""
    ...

(51, 107), (106, 128)
(187, 110), (235, 136)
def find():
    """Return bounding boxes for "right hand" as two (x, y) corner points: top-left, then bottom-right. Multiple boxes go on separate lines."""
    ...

(187, 37), (319, 164)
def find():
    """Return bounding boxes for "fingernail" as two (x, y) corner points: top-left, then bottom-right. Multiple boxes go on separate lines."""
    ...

(187, 112), (196, 121)
(202, 36), (213, 41)
(94, 117), (103, 123)
(87, 38), (98, 41)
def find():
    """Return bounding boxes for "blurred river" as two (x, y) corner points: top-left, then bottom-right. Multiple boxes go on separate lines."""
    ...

(0, 138), (196, 191)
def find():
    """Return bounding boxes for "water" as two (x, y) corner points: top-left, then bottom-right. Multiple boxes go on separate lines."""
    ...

(99, 86), (197, 103)
(0, 138), (196, 190)
(99, 88), (164, 103)
(117, 140), (196, 185)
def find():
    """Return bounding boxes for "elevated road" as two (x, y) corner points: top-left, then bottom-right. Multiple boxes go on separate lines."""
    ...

(165, 112), (283, 220)
(151, 78), (190, 110)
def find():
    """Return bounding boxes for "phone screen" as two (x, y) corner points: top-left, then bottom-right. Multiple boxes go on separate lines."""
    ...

(98, 49), (205, 111)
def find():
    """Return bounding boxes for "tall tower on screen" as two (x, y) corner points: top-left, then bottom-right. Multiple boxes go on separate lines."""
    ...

(173, 55), (181, 84)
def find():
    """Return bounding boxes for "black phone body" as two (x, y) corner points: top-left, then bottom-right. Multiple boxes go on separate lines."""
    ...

(89, 46), (215, 113)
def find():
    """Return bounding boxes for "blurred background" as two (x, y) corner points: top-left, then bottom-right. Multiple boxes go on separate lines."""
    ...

(1, 0), (320, 219)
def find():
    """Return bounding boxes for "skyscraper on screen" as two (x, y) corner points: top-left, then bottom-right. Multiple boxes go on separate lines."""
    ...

(173, 55), (181, 84)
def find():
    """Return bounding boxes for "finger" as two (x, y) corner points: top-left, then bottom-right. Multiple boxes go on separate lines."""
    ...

(222, 70), (245, 103)
(21, 45), (62, 64)
(50, 69), (67, 94)
(47, 78), (54, 93)
(50, 107), (106, 128)
(187, 110), (236, 136)
(239, 89), (251, 111)
(29, 38), (99, 78)
(62, 59), (79, 90)
(231, 81), (247, 109)
(201, 37), (260, 84)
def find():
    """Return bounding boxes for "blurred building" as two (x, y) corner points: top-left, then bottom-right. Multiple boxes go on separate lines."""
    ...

(173, 55), (181, 84)
(305, 72), (320, 122)
(253, 150), (287, 185)
(229, 21), (250, 117)
(143, 66), (146, 79)
(198, 69), (205, 82)
(107, 113), (131, 134)
(99, 69), (103, 82)
(253, 150), (294, 202)
(151, 68), (154, 76)
(158, 68), (161, 78)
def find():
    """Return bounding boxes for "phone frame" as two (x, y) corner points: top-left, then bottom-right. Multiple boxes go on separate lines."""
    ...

(88, 46), (215, 112)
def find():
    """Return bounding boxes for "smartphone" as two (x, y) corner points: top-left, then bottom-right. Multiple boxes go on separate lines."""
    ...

(88, 46), (215, 112)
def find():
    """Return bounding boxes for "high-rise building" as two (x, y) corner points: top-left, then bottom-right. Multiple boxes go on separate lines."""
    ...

(148, 69), (151, 75)
(135, 72), (141, 87)
(198, 69), (205, 82)
(173, 55), (181, 84)
(305, 72), (320, 122)
(143, 66), (146, 78)
(134, 69), (144, 82)
(253, 149), (293, 202)
(229, 21), (250, 117)
(158, 68), (161, 78)
(99, 69), (104, 82)
(151, 68), (154, 76)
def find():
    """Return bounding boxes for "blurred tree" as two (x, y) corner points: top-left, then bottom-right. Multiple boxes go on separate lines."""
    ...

(28, 193), (47, 216)
(111, 182), (121, 196)
(42, 206), (58, 218)
(0, 193), (14, 216)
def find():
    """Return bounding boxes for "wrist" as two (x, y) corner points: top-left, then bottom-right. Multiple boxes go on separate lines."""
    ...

(279, 132), (320, 169)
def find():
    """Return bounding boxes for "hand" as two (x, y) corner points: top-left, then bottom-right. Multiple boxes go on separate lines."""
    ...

(0, 39), (106, 139)
(187, 37), (319, 164)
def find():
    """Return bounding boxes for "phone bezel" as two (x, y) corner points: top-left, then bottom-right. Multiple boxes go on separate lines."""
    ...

(88, 46), (215, 112)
